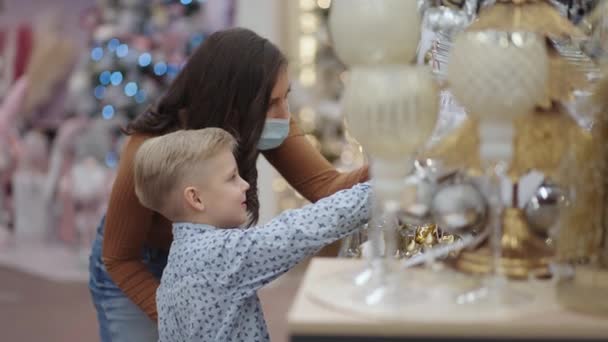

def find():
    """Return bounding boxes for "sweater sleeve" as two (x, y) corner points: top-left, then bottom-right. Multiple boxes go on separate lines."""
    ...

(262, 118), (369, 203)
(101, 134), (161, 321)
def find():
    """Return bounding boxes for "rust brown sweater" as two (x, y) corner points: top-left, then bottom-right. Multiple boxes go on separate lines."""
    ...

(102, 118), (369, 320)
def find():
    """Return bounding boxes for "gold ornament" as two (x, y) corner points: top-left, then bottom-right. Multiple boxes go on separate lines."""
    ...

(546, 48), (591, 106)
(415, 223), (439, 245)
(429, 106), (605, 274)
(470, 2), (585, 39)
(455, 208), (553, 278)
(423, 117), (481, 171)
(397, 222), (462, 260)
(592, 69), (608, 267)
(425, 0), (605, 278)
(513, 106), (605, 262)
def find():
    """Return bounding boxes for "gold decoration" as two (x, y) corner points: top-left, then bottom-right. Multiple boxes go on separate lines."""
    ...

(455, 208), (553, 278)
(423, 117), (481, 171)
(511, 108), (581, 177)
(415, 223), (439, 245)
(593, 69), (608, 268)
(469, 2), (585, 39)
(398, 223), (461, 260)
(512, 107), (604, 263)
(430, 106), (605, 273)
(592, 67), (608, 111)
(426, 0), (605, 278)
(546, 48), (591, 105)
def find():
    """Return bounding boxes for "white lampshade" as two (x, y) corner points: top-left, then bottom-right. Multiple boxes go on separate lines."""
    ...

(448, 31), (548, 164)
(329, 0), (421, 66)
(447, 31), (549, 120)
(342, 65), (439, 161)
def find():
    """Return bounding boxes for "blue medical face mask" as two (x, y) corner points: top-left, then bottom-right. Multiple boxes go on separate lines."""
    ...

(257, 118), (290, 150)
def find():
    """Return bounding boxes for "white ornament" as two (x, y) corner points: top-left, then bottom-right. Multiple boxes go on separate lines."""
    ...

(343, 65), (439, 160)
(448, 30), (549, 163)
(329, 0), (421, 66)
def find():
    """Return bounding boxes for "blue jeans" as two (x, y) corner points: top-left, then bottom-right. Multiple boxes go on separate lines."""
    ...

(88, 216), (168, 342)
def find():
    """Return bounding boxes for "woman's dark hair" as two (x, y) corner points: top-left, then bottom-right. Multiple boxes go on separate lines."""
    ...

(125, 28), (287, 225)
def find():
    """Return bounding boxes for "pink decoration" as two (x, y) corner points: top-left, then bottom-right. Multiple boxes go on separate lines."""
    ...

(0, 76), (28, 132)
(71, 156), (112, 252)
(0, 76), (28, 232)
(47, 117), (89, 243)
(12, 130), (50, 241)
(132, 35), (153, 52)
(0, 24), (33, 97)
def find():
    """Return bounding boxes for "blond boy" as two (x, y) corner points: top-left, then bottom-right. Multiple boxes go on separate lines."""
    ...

(134, 128), (371, 342)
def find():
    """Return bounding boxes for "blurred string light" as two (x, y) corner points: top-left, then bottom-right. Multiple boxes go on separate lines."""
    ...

(138, 52), (152, 67)
(105, 151), (119, 169)
(91, 47), (104, 61)
(99, 71), (112, 85)
(300, 0), (316, 11)
(135, 90), (147, 104)
(124, 82), (138, 97)
(300, 13), (318, 34)
(110, 71), (123, 85)
(102, 105), (115, 120)
(299, 35), (317, 65)
(298, 0), (318, 87)
(167, 64), (180, 78)
(88, 11), (207, 121)
(107, 38), (120, 52)
(272, 0), (325, 208)
(275, 0), (364, 211)
(154, 62), (168, 76)
(298, 106), (317, 133)
(94, 85), (106, 99)
(317, 0), (331, 9)
(116, 44), (129, 58)
(189, 33), (205, 51)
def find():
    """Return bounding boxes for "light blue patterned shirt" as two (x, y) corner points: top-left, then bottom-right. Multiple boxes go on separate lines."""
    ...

(156, 182), (371, 341)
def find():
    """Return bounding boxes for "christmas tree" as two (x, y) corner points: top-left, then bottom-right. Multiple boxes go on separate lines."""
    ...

(70, 0), (234, 123)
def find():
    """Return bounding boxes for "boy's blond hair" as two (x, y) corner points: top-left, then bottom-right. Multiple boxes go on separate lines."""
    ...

(133, 128), (236, 217)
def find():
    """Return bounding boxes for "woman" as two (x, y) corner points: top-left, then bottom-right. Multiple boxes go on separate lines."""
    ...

(88, 28), (368, 341)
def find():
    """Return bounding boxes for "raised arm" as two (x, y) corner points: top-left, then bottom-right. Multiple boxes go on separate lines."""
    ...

(229, 182), (371, 294)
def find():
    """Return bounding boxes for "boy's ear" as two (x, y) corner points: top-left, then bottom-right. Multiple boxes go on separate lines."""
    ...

(184, 186), (205, 212)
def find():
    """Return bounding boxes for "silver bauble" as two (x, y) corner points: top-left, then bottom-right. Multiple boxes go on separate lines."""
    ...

(431, 179), (486, 234)
(524, 183), (567, 237)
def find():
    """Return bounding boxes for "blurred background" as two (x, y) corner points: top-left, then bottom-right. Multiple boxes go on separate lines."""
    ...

(0, 0), (363, 341)
(4, 0), (604, 340)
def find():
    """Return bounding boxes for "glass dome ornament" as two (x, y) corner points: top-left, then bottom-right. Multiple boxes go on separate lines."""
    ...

(447, 30), (550, 307)
(329, 0), (421, 66)
(321, 0), (440, 313)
